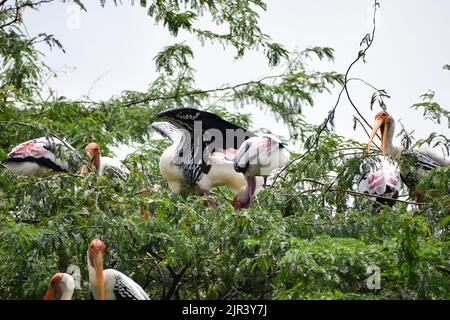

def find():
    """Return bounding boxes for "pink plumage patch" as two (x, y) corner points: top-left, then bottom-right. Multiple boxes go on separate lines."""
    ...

(10, 141), (46, 158)
(255, 137), (272, 155)
(222, 148), (238, 161)
(358, 156), (401, 197)
(366, 170), (387, 195)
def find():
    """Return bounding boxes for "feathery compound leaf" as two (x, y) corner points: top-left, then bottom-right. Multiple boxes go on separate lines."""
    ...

(411, 90), (449, 126)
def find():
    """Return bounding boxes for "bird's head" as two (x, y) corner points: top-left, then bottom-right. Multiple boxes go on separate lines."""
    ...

(85, 142), (101, 170)
(85, 142), (101, 160)
(88, 239), (106, 300)
(44, 273), (74, 300)
(368, 110), (392, 155)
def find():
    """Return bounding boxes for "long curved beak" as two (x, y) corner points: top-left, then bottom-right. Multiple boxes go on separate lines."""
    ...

(232, 195), (241, 210)
(368, 118), (387, 155)
(43, 286), (57, 300)
(93, 251), (105, 300)
(232, 176), (255, 210)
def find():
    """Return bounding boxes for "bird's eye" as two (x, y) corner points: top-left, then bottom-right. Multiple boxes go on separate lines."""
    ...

(90, 244), (94, 249)
(179, 151), (183, 157)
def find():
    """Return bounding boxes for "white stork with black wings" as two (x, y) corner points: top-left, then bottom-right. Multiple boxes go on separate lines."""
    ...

(151, 108), (263, 209)
(3, 136), (78, 177)
(357, 155), (402, 214)
(367, 110), (450, 201)
(87, 239), (150, 300)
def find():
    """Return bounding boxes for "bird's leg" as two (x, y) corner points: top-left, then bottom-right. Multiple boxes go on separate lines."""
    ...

(79, 164), (88, 176)
(247, 176), (256, 203)
(139, 204), (150, 221)
(137, 187), (153, 220)
(263, 176), (268, 188)
(202, 190), (217, 209)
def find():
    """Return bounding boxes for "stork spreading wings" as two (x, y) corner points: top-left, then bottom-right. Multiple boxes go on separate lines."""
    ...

(152, 108), (261, 209)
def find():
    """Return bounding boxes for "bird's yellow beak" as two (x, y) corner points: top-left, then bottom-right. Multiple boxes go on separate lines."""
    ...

(368, 117), (388, 155)
(93, 251), (105, 300)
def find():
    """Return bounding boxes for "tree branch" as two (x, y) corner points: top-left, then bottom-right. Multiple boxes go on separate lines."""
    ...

(289, 178), (424, 206)
(271, 0), (381, 187)
(122, 74), (284, 107)
(165, 265), (189, 300)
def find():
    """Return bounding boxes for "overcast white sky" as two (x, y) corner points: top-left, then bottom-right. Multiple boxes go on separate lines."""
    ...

(23, 0), (449, 155)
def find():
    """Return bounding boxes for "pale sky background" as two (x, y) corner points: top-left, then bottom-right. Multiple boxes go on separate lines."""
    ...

(23, 0), (449, 157)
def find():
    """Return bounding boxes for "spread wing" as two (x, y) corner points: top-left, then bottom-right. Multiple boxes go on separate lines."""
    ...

(154, 108), (256, 184)
(151, 121), (184, 146)
(151, 121), (211, 183)
(156, 108), (256, 151)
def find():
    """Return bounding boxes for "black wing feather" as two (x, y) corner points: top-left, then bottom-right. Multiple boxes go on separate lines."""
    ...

(157, 108), (256, 150)
(155, 108), (254, 183)
(113, 275), (143, 300)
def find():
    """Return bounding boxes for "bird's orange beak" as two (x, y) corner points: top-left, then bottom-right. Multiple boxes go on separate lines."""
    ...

(44, 273), (63, 300)
(93, 250), (105, 300)
(368, 115), (389, 155)
(232, 195), (241, 210)
(43, 286), (58, 300)
(85, 143), (101, 169)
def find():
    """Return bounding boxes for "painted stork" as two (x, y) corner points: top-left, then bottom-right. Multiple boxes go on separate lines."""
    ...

(82, 142), (130, 180)
(43, 272), (75, 300)
(357, 155), (402, 214)
(151, 108), (264, 209)
(3, 136), (78, 177)
(87, 239), (150, 300)
(233, 134), (290, 195)
(367, 110), (450, 201)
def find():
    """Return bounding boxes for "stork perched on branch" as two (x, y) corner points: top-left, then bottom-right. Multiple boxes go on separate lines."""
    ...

(43, 272), (75, 300)
(367, 110), (450, 201)
(81, 142), (130, 180)
(233, 134), (290, 209)
(87, 239), (150, 300)
(3, 136), (79, 177)
(151, 108), (269, 209)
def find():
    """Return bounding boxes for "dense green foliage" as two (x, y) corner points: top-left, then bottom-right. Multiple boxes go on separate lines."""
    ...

(0, 0), (449, 300)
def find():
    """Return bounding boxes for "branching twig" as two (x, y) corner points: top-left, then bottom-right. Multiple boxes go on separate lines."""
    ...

(145, 251), (166, 298)
(353, 115), (376, 144)
(122, 73), (284, 107)
(271, 0), (381, 186)
(287, 178), (424, 206)
(165, 265), (189, 300)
